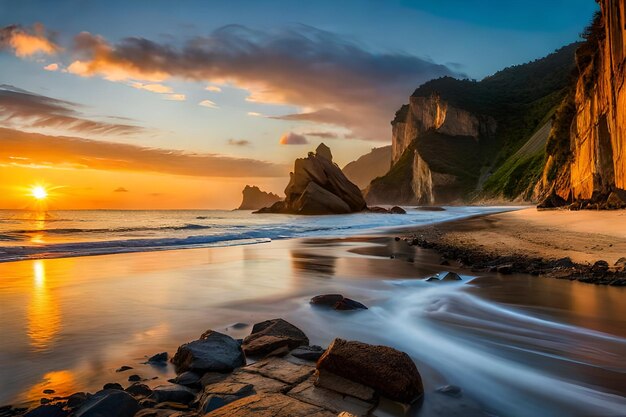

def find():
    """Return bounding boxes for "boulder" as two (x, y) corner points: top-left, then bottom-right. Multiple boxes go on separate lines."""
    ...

(24, 405), (68, 417)
(203, 393), (335, 417)
(103, 382), (123, 391)
(537, 191), (568, 209)
(126, 383), (152, 398)
(116, 366), (133, 372)
(310, 294), (367, 311)
(128, 374), (141, 382)
(255, 144), (366, 215)
(65, 392), (89, 409)
(614, 257), (626, 271)
(149, 385), (196, 404)
(168, 371), (201, 388)
(316, 338), (424, 404)
(74, 389), (140, 417)
(389, 206), (406, 214)
(171, 330), (245, 373)
(242, 319), (309, 357)
(148, 352), (168, 364)
(606, 190), (626, 209)
(290, 345), (325, 362)
(441, 272), (462, 281)
(592, 260), (609, 272)
(238, 186), (282, 210)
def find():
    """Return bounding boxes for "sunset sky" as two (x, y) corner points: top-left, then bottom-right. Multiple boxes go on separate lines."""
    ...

(0, 0), (598, 209)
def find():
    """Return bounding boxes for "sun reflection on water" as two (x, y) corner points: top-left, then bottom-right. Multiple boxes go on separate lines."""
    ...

(27, 260), (61, 351)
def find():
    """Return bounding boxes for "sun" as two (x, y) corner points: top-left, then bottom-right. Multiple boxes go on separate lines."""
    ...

(31, 186), (48, 200)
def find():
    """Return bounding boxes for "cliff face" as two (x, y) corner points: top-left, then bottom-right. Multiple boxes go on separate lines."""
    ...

(366, 93), (493, 205)
(539, 0), (626, 206)
(342, 146), (392, 189)
(391, 94), (494, 165)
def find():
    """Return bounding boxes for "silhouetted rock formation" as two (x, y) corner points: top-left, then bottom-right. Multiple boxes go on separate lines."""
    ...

(256, 144), (366, 215)
(237, 185), (281, 210)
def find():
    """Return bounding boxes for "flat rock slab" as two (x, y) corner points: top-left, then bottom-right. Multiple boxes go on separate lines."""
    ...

(226, 370), (290, 393)
(288, 377), (375, 416)
(203, 381), (254, 397)
(315, 370), (376, 402)
(203, 393), (335, 417)
(243, 358), (314, 385)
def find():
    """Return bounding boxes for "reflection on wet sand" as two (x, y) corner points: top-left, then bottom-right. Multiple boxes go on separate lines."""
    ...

(27, 260), (61, 351)
(290, 251), (336, 276)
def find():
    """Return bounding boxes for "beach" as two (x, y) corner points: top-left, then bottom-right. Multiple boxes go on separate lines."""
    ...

(1, 208), (626, 417)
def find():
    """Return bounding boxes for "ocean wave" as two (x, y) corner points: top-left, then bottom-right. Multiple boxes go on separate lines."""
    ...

(4, 223), (213, 236)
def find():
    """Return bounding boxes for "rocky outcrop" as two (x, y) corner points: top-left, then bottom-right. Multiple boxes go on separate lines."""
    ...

(171, 330), (245, 373)
(342, 146), (391, 189)
(538, 1), (626, 206)
(242, 318), (309, 357)
(255, 144), (367, 215)
(237, 186), (281, 210)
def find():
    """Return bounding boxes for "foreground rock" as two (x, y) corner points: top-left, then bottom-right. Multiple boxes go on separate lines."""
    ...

(204, 393), (335, 417)
(237, 185), (282, 210)
(255, 144), (366, 215)
(310, 294), (367, 310)
(74, 390), (139, 417)
(171, 330), (245, 373)
(242, 319), (309, 357)
(316, 338), (424, 404)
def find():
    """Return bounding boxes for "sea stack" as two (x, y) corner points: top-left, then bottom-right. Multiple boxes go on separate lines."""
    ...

(255, 143), (367, 215)
(237, 185), (282, 210)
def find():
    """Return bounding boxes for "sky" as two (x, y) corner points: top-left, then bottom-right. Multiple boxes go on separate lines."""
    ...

(0, 0), (598, 209)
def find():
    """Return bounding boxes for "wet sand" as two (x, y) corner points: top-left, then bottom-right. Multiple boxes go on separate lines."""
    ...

(1, 231), (625, 416)
(408, 207), (626, 265)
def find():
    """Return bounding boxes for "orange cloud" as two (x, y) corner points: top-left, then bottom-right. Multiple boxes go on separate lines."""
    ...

(0, 127), (288, 178)
(43, 63), (59, 71)
(0, 24), (60, 57)
(279, 132), (308, 145)
(130, 82), (173, 94)
(61, 25), (459, 140)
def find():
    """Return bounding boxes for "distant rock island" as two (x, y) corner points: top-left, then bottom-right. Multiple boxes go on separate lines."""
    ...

(237, 185), (282, 210)
(256, 143), (367, 215)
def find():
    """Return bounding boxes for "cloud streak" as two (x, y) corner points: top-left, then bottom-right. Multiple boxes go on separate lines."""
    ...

(62, 24), (460, 140)
(0, 85), (144, 136)
(0, 127), (288, 177)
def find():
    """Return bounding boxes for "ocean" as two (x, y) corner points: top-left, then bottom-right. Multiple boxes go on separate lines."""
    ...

(0, 206), (512, 262)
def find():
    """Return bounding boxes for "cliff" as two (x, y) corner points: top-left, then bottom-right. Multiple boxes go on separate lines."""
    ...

(537, 1), (626, 208)
(365, 42), (577, 205)
(256, 143), (366, 215)
(342, 146), (391, 189)
(237, 185), (282, 210)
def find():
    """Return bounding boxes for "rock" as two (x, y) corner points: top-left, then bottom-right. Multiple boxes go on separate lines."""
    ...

(310, 295), (367, 311)
(103, 382), (124, 391)
(171, 330), (245, 373)
(288, 377), (375, 416)
(126, 383), (152, 398)
(153, 402), (189, 410)
(150, 386), (196, 404)
(168, 371), (201, 388)
(606, 191), (626, 209)
(65, 392), (89, 409)
(555, 257), (575, 268)
(148, 352), (168, 364)
(244, 358), (315, 385)
(225, 370), (290, 393)
(436, 384), (462, 398)
(389, 206), (406, 214)
(116, 366), (133, 372)
(367, 206), (391, 213)
(74, 389), (140, 417)
(290, 345), (324, 362)
(203, 393), (335, 417)
(134, 409), (179, 417)
(24, 405), (68, 417)
(314, 369), (376, 402)
(200, 373), (228, 388)
(496, 264), (513, 274)
(537, 191), (568, 209)
(200, 395), (241, 414)
(416, 206), (446, 211)
(426, 276), (440, 282)
(316, 338), (423, 404)
(237, 185), (282, 210)
(199, 381), (255, 412)
(42, 390), (55, 395)
(128, 374), (141, 382)
(256, 144), (366, 215)
(592, 260), (609, 272)
(334, 298), (368, 310)
(138, 398), (158, 408)
(614, 257), (626, 271)
(242, 319), (309, 357)
(441, 272), (462, 281)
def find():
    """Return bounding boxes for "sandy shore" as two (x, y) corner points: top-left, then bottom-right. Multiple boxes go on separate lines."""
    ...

(408, 207), (626, 265)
